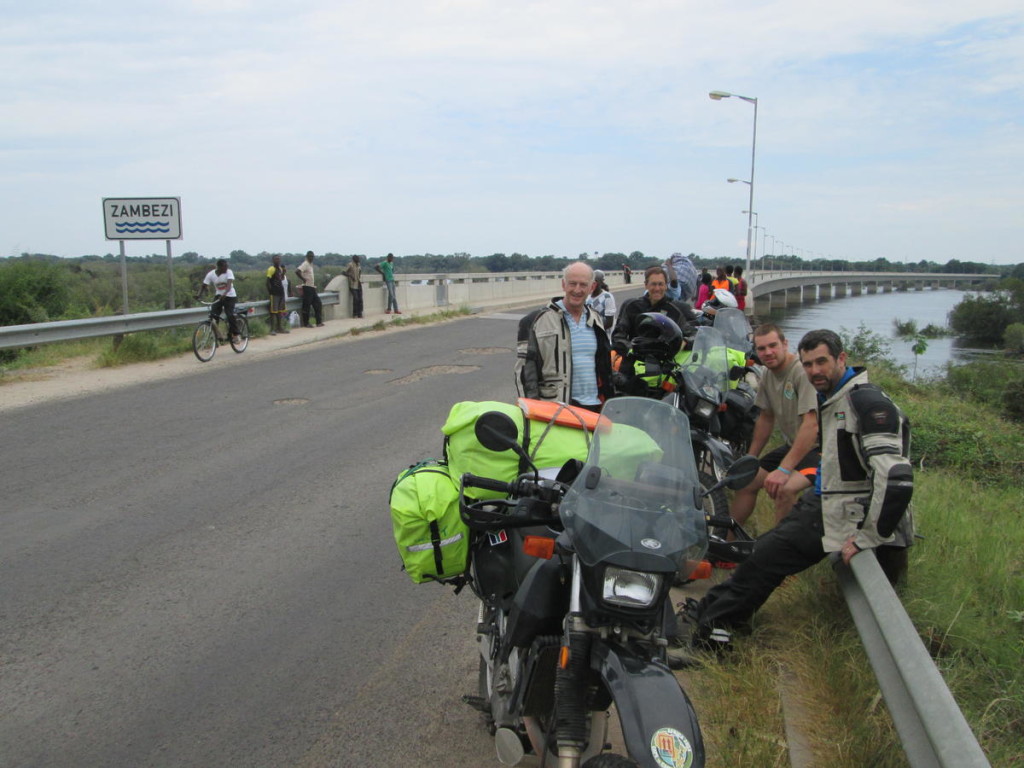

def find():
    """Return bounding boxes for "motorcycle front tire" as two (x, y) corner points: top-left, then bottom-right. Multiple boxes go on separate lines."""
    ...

(699, 470), (729, 520)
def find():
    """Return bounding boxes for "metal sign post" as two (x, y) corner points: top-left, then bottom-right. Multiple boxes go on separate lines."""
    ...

(102, 197), (183, 314)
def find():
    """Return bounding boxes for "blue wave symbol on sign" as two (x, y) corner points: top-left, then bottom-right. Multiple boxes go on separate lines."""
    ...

(115, 221), (171, 233)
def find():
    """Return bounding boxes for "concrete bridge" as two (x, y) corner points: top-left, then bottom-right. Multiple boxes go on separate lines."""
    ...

(745, 270), (999, 314)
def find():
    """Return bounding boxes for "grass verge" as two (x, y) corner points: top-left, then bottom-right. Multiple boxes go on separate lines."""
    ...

(688, 465), (1023, 767)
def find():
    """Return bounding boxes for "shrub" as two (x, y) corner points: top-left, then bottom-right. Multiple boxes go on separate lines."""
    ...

(1004, 322), (1024, 354)
(0, 260), (72, 325)
(893, 317), (917, 336)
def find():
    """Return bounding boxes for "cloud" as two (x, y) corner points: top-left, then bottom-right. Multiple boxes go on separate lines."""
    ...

(0, 0), (1022, 262)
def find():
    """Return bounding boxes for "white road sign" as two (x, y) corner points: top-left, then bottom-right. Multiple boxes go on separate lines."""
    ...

(103, 197), (182, 240)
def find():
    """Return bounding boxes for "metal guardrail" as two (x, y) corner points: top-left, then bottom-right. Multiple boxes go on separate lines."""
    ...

(0, 294), (340, 352)
(834, 551), (990, 767)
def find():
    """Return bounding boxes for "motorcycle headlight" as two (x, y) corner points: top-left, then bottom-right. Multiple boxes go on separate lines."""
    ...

(601, 567), (662, 608)
(694, 398), (716, 420)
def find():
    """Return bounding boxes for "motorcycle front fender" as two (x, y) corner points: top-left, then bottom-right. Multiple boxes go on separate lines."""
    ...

(591, 639), (705, 768)
(691, 432), (735, 479)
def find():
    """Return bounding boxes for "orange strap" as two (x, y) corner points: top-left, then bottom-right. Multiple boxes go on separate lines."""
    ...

(517, 398), (607, 431)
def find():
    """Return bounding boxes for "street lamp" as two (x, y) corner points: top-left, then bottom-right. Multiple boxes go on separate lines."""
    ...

(711, 89), (758, 276)
(743, 210), (759, 272)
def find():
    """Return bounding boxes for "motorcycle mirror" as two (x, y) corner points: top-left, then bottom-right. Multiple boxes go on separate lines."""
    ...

(724, 455), (760, 490)
(474, 412), (520, 452)
(474, 411), (540, 478)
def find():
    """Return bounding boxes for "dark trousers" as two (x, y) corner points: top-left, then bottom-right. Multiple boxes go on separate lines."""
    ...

(695, 491), (827, 636)
(349, 287), (363, 318)
(212, 295), (239, 336)
(301, 286), (323, 326)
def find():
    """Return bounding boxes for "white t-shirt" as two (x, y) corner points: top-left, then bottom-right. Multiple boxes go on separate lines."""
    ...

(203, 269), (237, 297)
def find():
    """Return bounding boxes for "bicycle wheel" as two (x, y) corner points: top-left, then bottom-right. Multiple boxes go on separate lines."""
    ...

(230, 315), (249, 353)
(192, 320), (217, 362)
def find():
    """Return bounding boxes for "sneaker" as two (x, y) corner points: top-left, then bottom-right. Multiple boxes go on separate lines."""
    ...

(270, 330), (277, 336)
(315, 323), (325, 327)
(385, 310), (391, 314)
(394, 310), (402, 314)
(232, 336), (241, 344)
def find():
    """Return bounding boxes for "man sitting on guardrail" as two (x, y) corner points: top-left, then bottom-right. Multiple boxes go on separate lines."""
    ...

(685, 328), (915, 652)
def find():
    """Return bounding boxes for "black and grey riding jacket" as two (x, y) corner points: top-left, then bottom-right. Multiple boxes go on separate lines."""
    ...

(818, 367), (914, 552)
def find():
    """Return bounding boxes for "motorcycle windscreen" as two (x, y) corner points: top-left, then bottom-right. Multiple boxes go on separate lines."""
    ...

(559, 397), (707, 570)
(680, 326), (730, 396)
(713, 308), (752, 352)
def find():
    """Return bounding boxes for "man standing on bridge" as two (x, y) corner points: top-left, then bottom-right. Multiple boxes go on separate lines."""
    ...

(686, 328), (915, 651)
(342, 254), (363, 319)
(266, 254), (290, 335)
(514, 261), (613, 411)
(295, 251), (324, 328)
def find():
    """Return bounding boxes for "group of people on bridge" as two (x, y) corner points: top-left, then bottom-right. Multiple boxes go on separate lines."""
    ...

(513, 260), (914, 652)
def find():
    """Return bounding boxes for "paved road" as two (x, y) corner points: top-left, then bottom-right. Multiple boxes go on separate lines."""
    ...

(0, 312), (534, 767)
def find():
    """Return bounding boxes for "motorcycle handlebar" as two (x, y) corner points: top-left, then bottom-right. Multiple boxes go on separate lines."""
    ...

(461, 473), (514, 496)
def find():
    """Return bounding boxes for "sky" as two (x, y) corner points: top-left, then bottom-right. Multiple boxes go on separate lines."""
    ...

(2, 0), (1022, 266)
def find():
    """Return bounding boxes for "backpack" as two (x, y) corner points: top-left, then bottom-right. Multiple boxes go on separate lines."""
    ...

(389, 459), (468, 583)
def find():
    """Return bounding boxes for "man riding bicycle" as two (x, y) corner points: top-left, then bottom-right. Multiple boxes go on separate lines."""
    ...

(196, 259), (240, 343)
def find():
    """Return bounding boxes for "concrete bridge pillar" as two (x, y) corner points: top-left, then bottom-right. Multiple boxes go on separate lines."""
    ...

(914, 280), (924, 291)
(785, 287), (802, 306)
(881, 281), (893, 293)
(850, 283), (862, 296)
(834, 282), (847, 298)
(866, 282), (878, 294)
(801, 285), (817, 303)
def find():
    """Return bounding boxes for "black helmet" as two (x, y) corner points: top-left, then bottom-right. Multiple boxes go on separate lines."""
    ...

(631, 312), (683, 361)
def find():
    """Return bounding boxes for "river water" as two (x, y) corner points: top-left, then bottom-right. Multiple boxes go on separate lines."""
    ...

(754, 287), (987, 378)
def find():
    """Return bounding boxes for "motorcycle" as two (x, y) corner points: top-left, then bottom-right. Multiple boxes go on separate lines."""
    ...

(707, 308), (761, 457)
(459, 396), (755, 767)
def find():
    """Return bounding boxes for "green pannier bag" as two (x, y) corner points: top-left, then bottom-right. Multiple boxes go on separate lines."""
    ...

(441, 400), (597, 499)
(389, 459), (469, 584)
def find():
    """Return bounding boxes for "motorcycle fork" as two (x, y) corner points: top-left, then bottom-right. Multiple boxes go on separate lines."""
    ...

(553, 558), (591, 768)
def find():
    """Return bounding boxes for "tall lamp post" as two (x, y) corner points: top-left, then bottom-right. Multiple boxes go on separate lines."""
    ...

(743, 209), (758, 274)
(711, 90), (758, 276)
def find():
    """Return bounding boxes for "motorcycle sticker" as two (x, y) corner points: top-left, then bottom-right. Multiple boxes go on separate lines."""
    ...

(640, 538), (663, 550)
(488, 530), (508, 546)
(650, 727), (694, 768)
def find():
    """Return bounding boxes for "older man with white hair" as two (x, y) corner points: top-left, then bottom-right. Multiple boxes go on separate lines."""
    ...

(514, 261), (614, 411)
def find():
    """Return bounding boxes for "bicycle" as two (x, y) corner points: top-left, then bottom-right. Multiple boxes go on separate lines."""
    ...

(192, 300), (251, 362)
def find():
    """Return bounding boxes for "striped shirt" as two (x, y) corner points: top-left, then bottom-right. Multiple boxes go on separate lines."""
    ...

(559, 301), (600, 406)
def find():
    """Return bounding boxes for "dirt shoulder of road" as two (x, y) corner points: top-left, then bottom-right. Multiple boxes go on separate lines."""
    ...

(0, 311), (460, 414)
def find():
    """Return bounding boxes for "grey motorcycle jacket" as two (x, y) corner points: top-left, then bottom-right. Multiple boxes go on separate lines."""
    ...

(514, 298), (613, 403)
(818, 367), (914, 552)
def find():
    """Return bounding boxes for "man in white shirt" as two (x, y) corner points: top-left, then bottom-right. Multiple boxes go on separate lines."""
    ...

(196, 259), (240, 342)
